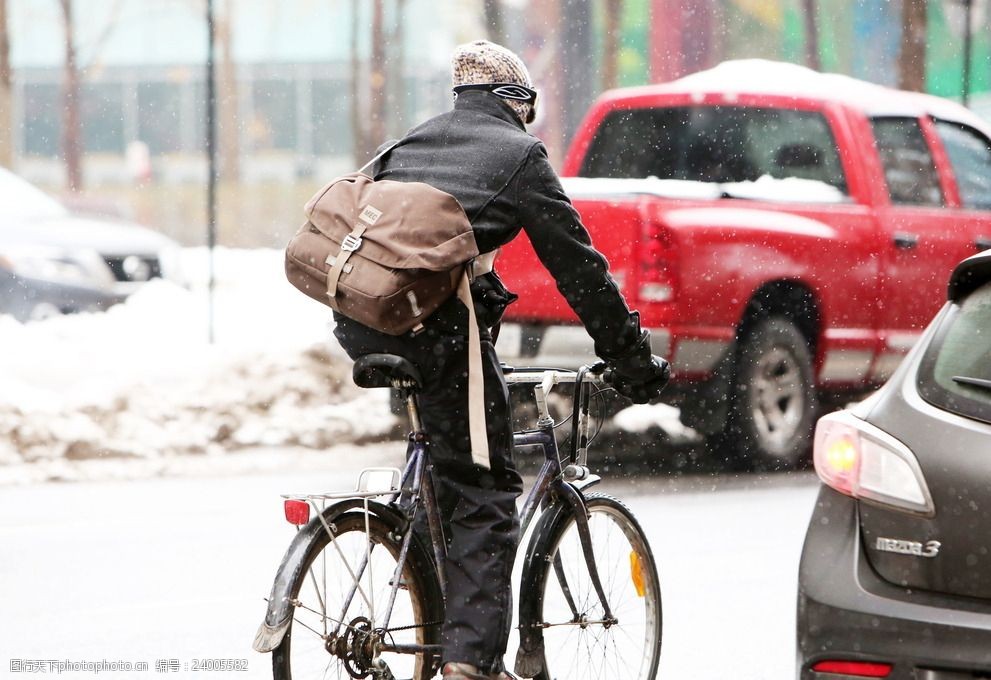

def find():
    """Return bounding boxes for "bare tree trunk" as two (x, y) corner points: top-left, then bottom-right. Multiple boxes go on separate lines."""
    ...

(59, 0), (83, 191)
(484, 0), (504, 44)
(215, 0), (239, 181)
(368, 0), (386, 149)
(537, 0), (564, 166)
(602, 0), (623, 90)
(802, 0), (821, 71)
(0, 0), (12, 168)
(388, 0), (407, 136)
(349, 0), (364, 165)
(214, 1), (239, 181)
(899, 0), (927, 92)
(649, 0), (684, 82)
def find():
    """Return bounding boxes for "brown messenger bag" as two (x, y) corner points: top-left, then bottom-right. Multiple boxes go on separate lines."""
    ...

(285, 159), (496, 469)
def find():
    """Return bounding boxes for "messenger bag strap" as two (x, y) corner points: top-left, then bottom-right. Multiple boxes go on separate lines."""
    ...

(456, 268), (490, 470)
(325, 223), (367, 298)
(357, 140), (400, 176)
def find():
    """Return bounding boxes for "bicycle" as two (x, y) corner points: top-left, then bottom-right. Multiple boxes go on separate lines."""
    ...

(253, 354), (662, 680)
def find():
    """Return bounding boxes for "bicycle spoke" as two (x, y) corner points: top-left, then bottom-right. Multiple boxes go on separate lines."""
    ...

(291, 611), (330, 641)
(305, 565), (328, 634)
(315, 509), (375, 614)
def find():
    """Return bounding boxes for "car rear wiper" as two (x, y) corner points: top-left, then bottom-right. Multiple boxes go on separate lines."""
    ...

(952, 375), (991, 391)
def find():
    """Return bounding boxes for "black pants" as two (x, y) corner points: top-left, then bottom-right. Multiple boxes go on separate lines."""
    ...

(333, 299), (523, 674)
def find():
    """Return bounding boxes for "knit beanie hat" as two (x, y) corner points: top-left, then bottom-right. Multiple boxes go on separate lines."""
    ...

(452, 40), (534, 124)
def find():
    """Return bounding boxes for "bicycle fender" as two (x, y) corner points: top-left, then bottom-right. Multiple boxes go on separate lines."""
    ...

(252, 499), (408, 654)
(514, 480), (596, 677)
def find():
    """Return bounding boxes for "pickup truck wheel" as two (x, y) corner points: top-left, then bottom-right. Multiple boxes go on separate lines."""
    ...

(726, 317), (817, 470)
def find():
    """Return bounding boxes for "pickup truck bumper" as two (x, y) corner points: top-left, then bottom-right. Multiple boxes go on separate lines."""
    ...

(494, 322), (730, 379)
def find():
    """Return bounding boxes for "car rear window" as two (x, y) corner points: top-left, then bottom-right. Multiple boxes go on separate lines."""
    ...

(578, 105), (848, 195)
(933, 119), (991, 210)
(870, 117), (944, 207)
(917, 281), (991, 425)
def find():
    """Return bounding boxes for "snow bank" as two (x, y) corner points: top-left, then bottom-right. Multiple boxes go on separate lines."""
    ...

(0, 246), (696, 485)
(0, 248), (396, 480)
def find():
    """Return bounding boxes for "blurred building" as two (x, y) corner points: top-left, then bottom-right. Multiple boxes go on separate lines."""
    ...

(8, 0), (474, 186)
(6, 0), (991, 189)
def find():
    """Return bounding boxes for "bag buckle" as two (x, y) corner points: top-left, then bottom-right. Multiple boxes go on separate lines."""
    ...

(341, 234), (363, 252)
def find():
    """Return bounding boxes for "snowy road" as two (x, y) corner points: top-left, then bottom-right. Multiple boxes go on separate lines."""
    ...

(0, 446), (819, 680)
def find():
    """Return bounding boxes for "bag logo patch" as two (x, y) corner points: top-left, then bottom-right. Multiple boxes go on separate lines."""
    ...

(359, 205), (383, 224)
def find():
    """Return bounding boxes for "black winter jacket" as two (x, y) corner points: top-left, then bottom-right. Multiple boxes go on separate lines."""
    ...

(372, 89), (644, 360)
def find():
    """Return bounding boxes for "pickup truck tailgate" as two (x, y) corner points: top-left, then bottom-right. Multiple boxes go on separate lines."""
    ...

(498, 196), (642, 322)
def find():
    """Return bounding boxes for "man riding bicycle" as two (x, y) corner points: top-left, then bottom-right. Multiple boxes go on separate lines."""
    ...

(331, 40), (669, 680)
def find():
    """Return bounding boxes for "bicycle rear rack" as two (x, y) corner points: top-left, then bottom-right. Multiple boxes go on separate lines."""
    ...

(281, 467), (404, 533)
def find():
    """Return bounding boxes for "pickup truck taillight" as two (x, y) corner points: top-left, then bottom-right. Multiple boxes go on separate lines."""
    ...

(637, 219), (677, 303)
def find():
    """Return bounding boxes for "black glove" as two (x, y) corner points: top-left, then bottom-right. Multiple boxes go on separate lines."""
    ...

(602, 331), (671, 404)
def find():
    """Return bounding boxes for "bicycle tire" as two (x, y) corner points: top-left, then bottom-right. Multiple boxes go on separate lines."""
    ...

(523, 493), (662, 680)
(272, 510), (442, 680)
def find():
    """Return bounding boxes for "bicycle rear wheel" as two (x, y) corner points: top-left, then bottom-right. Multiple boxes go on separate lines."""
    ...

(272, 510), (441, 680)
(528, 493), (661, 680)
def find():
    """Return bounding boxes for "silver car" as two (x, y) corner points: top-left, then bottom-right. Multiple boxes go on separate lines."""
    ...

(0, 167), (179, 321)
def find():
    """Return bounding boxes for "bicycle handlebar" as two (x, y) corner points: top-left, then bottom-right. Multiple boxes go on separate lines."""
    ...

(502, 362), (609, 387)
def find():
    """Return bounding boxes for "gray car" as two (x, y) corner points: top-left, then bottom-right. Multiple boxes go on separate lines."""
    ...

(797, 250), (991, 679)
(0, 167), (179, 321)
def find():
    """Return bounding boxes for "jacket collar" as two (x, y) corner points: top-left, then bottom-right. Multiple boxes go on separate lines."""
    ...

(453, 89), (526, 131)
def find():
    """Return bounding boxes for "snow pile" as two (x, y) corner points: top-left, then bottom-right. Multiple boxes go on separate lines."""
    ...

(0, 248), (396, 474)
(613, 403), (700, 444)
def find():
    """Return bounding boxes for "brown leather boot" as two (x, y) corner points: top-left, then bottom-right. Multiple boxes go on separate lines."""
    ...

(441, 662), (518, 680)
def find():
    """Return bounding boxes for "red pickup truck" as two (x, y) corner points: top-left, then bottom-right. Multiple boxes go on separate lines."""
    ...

(495, 60), (991, 468)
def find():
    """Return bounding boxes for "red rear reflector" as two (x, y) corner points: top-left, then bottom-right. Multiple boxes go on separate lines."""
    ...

(812, 660), (892, 677)
(284, 500), (310, 526)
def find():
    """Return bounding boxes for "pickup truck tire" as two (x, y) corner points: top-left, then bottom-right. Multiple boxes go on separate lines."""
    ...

(725, 317), (817, 470)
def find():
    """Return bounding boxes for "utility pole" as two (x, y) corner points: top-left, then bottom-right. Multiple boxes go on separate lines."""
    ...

(206, 0), (218, 343)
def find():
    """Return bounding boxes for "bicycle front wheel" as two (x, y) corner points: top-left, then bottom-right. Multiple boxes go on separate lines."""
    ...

(272, 510), (441, 680)
(529, 493), (662, 680)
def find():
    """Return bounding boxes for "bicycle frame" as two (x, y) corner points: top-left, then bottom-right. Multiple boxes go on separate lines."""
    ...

(372, 365), (615, 652)
(254, 365), (617, 673)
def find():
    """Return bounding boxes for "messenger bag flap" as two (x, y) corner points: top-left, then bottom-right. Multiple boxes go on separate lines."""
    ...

(306, 173), (479, 271)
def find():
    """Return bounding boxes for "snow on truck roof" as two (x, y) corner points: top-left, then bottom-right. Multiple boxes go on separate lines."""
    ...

(601, 59), (989, 134)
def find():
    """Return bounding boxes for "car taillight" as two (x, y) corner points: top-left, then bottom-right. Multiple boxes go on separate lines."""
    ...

(813, 411), (934, 516)
(637, 219), (677, 303)
(811, 659), (892, 677)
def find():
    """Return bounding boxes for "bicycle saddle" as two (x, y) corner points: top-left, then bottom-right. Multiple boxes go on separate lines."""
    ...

(352, 353), (423, 390)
